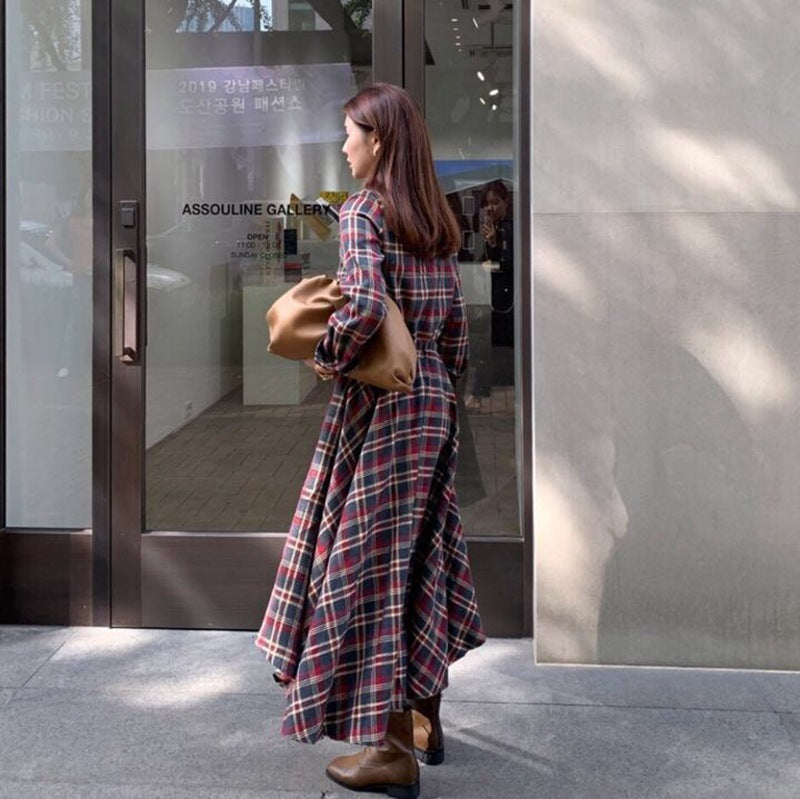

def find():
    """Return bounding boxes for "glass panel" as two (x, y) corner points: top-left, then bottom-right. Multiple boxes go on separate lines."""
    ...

(426, 1), (519, 537)
(145, 0), (372, 531)
(5, 0), (92, 528)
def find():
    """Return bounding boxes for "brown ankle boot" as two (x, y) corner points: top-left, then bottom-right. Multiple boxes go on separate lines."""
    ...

(325, 710), (420, 799)
(409, 693), (445, 765)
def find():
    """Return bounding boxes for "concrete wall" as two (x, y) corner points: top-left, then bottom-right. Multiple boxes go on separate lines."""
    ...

(534, 1), (800, 668)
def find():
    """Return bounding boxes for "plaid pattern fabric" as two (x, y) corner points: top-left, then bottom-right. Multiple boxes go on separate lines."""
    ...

(255, 189), (485, 745)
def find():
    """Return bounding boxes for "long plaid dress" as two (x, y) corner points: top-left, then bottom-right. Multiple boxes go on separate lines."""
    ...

(255, 188), (485, 745)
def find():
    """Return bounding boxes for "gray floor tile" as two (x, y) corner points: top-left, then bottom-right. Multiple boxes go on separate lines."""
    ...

(665, 668), (780, 712)
(0, 687), (340, 794)
(0, 626), (74, 688)
(447, 641), (778, 713)
(758, 672), (800, 713)
(447, 638), (543, 704)
(5, 686), (796, 799)
(0, 782), (342, 799)
(432, 702), (800, 799)
(777, 713), (800, 749)
(535, 665), (774, 713)
(2, 630), (798, 798)
(24, 628), (270, 693)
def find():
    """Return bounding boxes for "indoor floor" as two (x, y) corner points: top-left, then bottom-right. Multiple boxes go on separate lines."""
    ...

(146, 381), (519, 536)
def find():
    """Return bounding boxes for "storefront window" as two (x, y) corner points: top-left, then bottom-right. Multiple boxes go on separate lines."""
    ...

(5, 0), (92, 528)
(426, 1), (519, 537)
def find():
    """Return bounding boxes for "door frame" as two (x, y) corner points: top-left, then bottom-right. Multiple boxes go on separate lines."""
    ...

(101, 0), (147, 627)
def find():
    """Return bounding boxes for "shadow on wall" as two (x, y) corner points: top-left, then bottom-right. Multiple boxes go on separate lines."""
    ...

(534, 2), (800, 668)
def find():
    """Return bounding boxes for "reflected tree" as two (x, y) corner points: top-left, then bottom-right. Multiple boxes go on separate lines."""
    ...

(19, 0), (373, 68)
(181, 1), (272, 32)
(156, 0), (372, 33)
(342, 0), (372, 29)
(20, 0), (83, 71)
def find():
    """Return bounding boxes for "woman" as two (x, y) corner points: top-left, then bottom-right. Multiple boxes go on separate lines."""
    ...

(255, 83), (485, 798)
(480, 180), (514, 348)
(466, 179), (515, 407)
(479, 179), (513, 269)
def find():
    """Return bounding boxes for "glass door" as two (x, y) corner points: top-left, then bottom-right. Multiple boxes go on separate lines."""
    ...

(420, 0), (533, 637)
(106, 0), (380, 628)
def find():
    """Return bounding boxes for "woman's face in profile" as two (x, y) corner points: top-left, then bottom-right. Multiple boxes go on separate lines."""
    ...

(342, 115), (379, 181)
(484, 191), (508, 223)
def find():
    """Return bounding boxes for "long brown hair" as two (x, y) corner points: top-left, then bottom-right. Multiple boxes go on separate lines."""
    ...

(343, 83), (461, 259)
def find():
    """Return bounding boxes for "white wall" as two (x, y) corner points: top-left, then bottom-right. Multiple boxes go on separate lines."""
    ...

(534, 1), (800, 668)
(144, 234), (242, 449)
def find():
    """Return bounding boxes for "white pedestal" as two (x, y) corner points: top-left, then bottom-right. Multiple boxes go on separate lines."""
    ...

(242, 284), (319, 405)
(459, 261), (492, 306)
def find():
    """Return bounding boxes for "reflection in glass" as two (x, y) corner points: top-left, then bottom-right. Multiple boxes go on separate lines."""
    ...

(426, 1), (519, 537)
(5, 1), (92, 527)
(144, 1), (372, 531)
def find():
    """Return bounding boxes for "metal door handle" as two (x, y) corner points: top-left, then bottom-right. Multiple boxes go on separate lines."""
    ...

(114, 248), (139, 364)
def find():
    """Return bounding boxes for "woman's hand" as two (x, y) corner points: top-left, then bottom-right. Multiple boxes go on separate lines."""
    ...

(480, 218), (497, 247)
(304, 359), (336, 381)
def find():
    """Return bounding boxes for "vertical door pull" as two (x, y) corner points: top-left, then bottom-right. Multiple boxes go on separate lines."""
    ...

(114, 248), (139, 364)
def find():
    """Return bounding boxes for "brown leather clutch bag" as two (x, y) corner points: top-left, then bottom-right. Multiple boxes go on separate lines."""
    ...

(266, 275), (417, 393)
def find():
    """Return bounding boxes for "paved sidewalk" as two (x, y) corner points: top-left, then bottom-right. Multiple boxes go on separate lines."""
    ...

(1, 627), (799, 798)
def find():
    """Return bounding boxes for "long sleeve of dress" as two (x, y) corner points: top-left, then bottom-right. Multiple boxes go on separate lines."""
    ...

(438, 271), (469, 384)
(314, 194), (387, 375)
